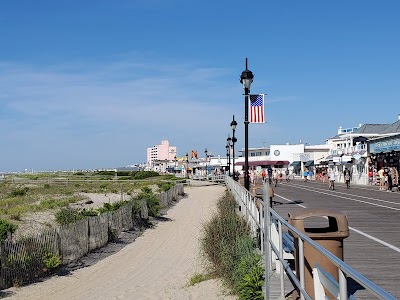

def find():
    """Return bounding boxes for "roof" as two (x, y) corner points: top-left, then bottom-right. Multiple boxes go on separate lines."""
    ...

(355, 123), (391, 134)
(235, 160), (290, 166)
(379, 120), (400, 134)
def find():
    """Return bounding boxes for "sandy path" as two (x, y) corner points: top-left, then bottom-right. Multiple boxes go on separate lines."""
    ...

(4, 185), (236, 300)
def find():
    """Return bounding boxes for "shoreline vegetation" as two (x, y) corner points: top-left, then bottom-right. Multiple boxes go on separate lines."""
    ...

(0, 171), (186, 289)
(0, 170), (183, 238)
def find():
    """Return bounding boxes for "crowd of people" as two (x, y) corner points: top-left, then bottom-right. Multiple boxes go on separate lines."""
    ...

(368, 166), (399, 192)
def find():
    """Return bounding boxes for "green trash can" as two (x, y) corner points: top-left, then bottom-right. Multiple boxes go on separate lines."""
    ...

(289, 208), (349, 299)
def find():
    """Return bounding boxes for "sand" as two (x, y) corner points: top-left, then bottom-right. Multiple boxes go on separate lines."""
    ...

(3, 184), (236, 300)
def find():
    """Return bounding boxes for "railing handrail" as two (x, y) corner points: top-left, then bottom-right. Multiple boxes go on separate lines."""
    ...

(224, 175), (396, 300)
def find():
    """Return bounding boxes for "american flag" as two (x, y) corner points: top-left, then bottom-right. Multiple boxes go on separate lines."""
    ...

(249, 94), (265, 123)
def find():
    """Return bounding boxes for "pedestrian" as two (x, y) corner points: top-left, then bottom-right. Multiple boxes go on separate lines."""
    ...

(378, 167), (385, 190)
(387, 170), (393, 192)
(344, 168), (351, 188)
(269, 185), (275, 207)
(328, 168), (335, 190)
(272, 169), (278, 187)
(261, 168), (266, 183)
(285, 168), (290, 182)
(279, 170), (283, 183)
(368, 169), (374, 186)
(303, 169), (308, 182)
(267, 167), (273, 184)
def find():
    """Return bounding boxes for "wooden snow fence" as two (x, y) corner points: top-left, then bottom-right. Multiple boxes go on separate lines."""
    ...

(0, 229), (59, 289)
(58, 219), (89, 264)
(88, 213), (109, 251)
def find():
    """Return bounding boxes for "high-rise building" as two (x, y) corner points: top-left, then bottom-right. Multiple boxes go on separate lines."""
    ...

(147, 140), (177, 167)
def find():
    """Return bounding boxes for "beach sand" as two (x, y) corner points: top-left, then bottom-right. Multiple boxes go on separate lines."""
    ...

(3, 184), (236, 300)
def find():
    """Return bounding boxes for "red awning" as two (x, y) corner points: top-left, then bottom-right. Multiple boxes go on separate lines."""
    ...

(235, 160), (290, 166)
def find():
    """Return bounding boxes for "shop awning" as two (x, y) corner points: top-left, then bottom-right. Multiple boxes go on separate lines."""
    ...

(304, 160), (314, 167)
(290, 161), (301, 167)
(235, 160), (290, 166)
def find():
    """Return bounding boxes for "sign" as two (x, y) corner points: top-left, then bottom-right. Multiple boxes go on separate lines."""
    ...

(369, 138), (400, 153)
(352, 153), (362, 160)
(299, 153), (310, 162)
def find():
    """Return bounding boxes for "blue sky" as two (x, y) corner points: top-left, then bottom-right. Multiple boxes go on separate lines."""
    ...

(1, 1), (399, 172)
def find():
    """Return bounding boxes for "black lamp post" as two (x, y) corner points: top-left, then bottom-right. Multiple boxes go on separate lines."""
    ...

(226, 136), (232, 176)
(174, 155), (177, 173)
(204, 148), (208, 176)
(230, 115), (238, 178)
(240, 58), (254, 191)
(185, 152), (189, 178)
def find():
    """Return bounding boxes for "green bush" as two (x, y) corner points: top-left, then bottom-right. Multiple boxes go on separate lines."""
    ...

(0, 219), (18, 241)
(43, 252), (61, 270)
(55, 208), (84, 225)
(10, 187), (29, 197)
(158, 182), (175, 192)
(133, 188), (160, 217)
(238, 261), (264, 300)
(98, 200), (128, 213)
(200, 191), (263, 297)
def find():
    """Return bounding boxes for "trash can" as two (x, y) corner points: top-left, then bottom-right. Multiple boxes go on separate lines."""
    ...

(288, 208), (349, 299)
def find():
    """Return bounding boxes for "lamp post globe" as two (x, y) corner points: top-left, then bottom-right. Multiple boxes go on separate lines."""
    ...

(240, 58), (254, 191)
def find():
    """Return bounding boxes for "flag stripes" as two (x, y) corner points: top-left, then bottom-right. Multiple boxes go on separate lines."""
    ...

(249, 94), (265, 123)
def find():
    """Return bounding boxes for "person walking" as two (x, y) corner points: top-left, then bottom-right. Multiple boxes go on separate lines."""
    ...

(303, 169), (309, 182)
(267, 166), (273, 184)
(378, 167), (385, 190)
(269, 185), (275, 208)
(328, 168), (335, 190)
(344, 168), (351, 188)
(261, 168), (266, 183)
(285, 168), (290, 182)
(272, 169), (278, 187)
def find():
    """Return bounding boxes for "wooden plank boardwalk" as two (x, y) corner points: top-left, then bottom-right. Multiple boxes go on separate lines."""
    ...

(259, 178), (400, 300)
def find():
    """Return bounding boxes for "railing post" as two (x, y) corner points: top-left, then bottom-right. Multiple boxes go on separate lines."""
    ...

(299, 238), (305, 300)
(339, 269), (348, 300)
(278, 221), (285, 298)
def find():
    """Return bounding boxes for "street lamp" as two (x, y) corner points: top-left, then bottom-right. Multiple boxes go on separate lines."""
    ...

(204, 148), (208, 176)
(230, 115), (238, 179)
(226, 136), (232, 176)
(174, 155), (177, 173)
(185, 152), (189, 178)
(240, 58), (254, 190)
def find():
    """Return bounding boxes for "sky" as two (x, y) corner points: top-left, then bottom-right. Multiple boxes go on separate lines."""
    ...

(1, 1), (400, 172)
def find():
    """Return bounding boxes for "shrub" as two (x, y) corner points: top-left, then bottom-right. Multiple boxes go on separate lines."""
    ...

(10, 187), (29, 197)
(55, 208), (84, 225)
(200, 191), (263, 296)
(79, 208), (99, 217)
(133, 188), (160, 217)
(43, 252), (61, 270)
(238, 261), (264, 300)
(98, 200), (128, 213)
(158, 182), (175, 192)
(0, 219), (18, 241)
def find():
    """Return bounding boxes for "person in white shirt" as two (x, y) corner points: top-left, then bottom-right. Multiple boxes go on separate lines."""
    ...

(328, 168), (336, 190)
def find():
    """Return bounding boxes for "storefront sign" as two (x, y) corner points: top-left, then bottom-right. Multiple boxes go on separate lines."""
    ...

(369, 138), (400, 153)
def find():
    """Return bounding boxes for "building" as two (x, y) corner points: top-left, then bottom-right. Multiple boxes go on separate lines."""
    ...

(147, 140), (177, 170)
(322, 115), (400, 185)
(235, 143), (330, 177)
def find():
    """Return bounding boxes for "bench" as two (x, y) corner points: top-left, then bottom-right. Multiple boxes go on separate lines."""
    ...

(282, 231), (295, 255)
(270, 219), (295, 273)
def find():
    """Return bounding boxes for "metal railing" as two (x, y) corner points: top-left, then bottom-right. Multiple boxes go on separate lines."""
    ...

(225, 175), (396, 300)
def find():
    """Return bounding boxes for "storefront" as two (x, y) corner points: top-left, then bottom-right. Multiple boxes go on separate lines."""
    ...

(368, 135), (400, 187)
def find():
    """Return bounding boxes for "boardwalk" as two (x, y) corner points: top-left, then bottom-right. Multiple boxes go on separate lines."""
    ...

(268, 179), (400, 299)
